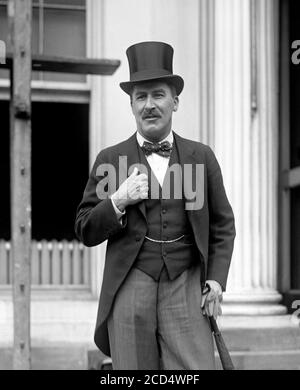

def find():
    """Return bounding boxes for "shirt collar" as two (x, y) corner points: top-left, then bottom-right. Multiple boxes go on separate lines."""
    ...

(136, 130), (174, 147)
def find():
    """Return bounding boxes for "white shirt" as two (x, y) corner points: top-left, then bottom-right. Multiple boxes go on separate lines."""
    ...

(136, 131), (173, 186)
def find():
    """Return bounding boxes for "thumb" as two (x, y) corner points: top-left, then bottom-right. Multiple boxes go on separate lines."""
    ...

(130, 167), (139, 177)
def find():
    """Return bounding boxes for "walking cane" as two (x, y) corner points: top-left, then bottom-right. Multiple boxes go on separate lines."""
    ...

(203, 283), (235, 370)
(209, 316), (235, 370)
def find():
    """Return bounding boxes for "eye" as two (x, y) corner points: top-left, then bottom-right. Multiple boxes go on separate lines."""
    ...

(135, 94), (146, 100)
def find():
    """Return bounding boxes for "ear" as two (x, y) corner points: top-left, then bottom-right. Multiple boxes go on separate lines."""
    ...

(173, 96), (179, 112)
(130, 96), (135, 113)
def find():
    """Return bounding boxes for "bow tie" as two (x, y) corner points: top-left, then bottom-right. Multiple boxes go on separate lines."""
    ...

(141, 141), (173, 158)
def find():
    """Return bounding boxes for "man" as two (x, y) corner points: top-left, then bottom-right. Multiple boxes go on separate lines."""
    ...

(75, 41), (235, 370)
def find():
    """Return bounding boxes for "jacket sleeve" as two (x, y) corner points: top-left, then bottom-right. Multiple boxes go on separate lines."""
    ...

(205, 145), (236, 291)
(74, 152), (127, 247)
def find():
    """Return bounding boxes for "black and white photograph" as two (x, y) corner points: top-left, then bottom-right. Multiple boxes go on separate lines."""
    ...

(0, 0), (300, 373)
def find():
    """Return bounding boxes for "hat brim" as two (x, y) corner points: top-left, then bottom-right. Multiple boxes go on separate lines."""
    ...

(120, 74), (184, 96)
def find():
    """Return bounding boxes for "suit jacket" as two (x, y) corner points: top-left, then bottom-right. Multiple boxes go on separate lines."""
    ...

(75, 132), (236, 356)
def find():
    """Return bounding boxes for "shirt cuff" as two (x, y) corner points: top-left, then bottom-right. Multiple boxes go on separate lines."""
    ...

(111, 197), (126, 220)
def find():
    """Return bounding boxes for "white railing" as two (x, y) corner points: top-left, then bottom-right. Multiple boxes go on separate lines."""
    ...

(0, 240), (90, 286)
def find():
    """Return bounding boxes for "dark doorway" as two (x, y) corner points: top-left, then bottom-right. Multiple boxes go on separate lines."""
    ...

(0, 101), (89, 241)
(32, 102), (89, 240)
(280, 0), (300, 309)
(0, 101), (10, 240)
(289, 0), (300, 291)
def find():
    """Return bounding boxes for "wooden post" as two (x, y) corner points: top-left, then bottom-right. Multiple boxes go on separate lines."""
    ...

(8, 0), (32, 370)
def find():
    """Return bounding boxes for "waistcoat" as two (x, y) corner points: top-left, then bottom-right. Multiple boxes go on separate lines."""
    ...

(134, 138), (198, 280)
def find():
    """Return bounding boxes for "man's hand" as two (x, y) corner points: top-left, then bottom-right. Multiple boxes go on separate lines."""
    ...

(201, 280), (223, 320)
(111, 167), (148, 212)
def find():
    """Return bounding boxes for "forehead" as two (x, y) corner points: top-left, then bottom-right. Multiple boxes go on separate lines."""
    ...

(132, 81), (172, 95)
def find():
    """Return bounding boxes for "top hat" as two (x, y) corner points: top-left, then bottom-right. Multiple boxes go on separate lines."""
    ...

(120, 41), (184, 96)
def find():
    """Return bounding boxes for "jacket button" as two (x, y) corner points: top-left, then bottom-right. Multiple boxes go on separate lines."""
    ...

(162, 209), (167, 214)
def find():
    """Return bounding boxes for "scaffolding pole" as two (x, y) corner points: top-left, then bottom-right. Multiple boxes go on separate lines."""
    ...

(8, 0), (32, 370)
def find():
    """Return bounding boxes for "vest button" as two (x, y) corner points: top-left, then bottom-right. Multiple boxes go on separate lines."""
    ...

(135, 235), (141, 241)
(163, 222), (167, 229)
(163, 251), (167, 257)
(162, 209), (167, 214)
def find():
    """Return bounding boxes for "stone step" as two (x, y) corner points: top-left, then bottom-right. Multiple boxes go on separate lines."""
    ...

(220, 327), (300, 351)
(218, 315), (300, 351)
(1, 315), (300, 370)
(218, 350), (300, 370)
(1, 346), (300, 370)
(0, 346), (90, 370)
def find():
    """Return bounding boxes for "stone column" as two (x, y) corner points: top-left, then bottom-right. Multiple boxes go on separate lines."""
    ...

(87, 0), (106, 298)
(199, 0), (215, 146)
(211, 0), (286, 315)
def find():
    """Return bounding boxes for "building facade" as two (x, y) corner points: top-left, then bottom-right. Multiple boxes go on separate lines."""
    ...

(0, 0), (300, 369)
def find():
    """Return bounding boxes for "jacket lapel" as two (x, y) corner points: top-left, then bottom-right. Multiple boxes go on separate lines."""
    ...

(173, 131), (197, 167)
(173, 132), (197, 207)
(173, 131), (205, 218)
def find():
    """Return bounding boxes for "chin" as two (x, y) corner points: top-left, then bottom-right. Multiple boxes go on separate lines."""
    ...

(142, 125), (158, 134)
(144, 129), (163, 141)
(145, 127), (160, 135)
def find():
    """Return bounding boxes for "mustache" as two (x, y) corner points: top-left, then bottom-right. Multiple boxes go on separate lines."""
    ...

(142, 110), (160, 119)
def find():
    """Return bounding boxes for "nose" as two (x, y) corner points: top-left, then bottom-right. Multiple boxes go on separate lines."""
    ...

(144, 95), (155, 110)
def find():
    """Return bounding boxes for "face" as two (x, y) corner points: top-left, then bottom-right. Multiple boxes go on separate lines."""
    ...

(131, 81), (179, 142)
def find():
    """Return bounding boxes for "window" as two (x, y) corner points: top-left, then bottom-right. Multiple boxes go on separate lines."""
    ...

(0, 0), (87, 82)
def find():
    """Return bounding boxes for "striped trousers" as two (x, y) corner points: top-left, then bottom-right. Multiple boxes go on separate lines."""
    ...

(107, 264), (216, 370)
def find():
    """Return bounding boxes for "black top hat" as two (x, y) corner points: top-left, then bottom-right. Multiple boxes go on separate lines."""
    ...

(120, 41), (184, 96)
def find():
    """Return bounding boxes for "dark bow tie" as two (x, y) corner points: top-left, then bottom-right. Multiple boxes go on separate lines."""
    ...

(141, 140), (173, 158)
